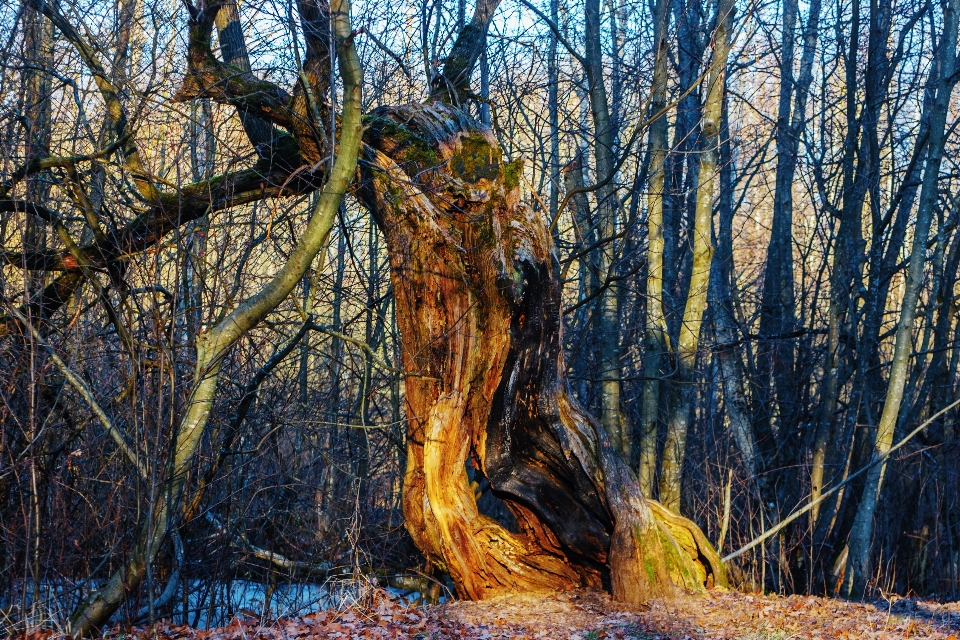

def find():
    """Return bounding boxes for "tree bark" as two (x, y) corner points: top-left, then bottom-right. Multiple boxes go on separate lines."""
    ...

(583, 0), (627, 458)
(842, 0), (958, 597)
(357, 102), (726, 601)
(658, 0), (732, 513)
(8, 0), (726, 620)
(638, 0), (671, 498)
(214, 0), (276, 155)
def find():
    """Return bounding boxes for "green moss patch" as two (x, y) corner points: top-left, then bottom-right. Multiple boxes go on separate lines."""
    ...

(451, 133), (501, 183)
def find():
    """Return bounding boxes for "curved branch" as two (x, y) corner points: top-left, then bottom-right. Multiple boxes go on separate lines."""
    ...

(3, 163), (314, 272)
(0, 134), (131, 196)
(214, 0), (277, 153)
(0, 164), (316, 337)
(3, 302), (148, 480)
(173, 4), (297, 130)
(516, 0), (587, 66)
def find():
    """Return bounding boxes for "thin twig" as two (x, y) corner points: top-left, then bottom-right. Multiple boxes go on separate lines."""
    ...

(3, 302), (147, 480)
(723, 397), (960, 561)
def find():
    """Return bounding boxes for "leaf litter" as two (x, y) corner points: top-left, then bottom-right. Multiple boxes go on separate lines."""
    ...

(21, 588), (960, 639)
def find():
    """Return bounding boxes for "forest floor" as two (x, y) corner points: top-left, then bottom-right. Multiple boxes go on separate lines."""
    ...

(32, 588), (960, 639)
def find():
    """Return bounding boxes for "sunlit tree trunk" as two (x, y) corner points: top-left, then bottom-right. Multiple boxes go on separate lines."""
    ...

(358, 0), (725, 600)
(584, 0), (627, 458)
(658, 0), (732, 513)
(842, 0), (958, 596)
(358, 101), (725, 600)
(663, 0), (703, 338)
(638, 0), (671, 498)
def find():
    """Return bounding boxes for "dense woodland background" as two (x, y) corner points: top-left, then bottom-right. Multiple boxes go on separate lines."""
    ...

(1, 0), (960, 630)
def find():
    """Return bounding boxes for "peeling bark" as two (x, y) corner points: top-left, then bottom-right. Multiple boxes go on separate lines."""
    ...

(358, 103), (725, 601)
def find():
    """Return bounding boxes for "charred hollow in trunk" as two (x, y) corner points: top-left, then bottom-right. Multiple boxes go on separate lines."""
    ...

(357, 102), (725, 601)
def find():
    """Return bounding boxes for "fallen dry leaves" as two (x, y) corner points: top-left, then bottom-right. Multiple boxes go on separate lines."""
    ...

(20, 588), (960, 639)
(444, 590), (960, 639)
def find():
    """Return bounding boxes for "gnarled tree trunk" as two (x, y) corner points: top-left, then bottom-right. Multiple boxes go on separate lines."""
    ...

(357, 103), (726, 601)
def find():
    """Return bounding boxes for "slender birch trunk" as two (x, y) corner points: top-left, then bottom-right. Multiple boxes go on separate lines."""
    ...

(758, 0), (819, 436)
(810, 0), (866, 527)
(710, 96), (756, 477)
(547, 0), (559, 225)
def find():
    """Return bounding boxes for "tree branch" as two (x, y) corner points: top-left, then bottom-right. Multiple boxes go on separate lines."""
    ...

(723, 397), (960, 562)
(26, 0), (161, 202)
(173, 2), (297, 130)
(431, 0), (503, 105)
(3, 302), (148, 480)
